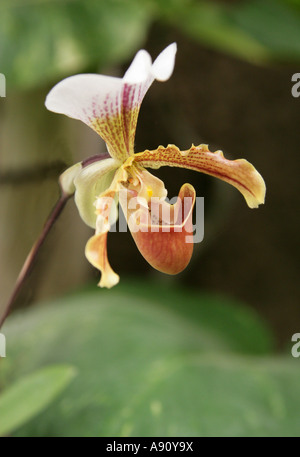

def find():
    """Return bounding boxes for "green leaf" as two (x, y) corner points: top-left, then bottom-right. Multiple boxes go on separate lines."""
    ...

(0, 0), (153, 89)
(2, 0), (300, 90)
(166, 1), (269, 64)
(108, 356), (300, 437)
(3, 282), (298, 437)
(231, 0), (300, 61)
(112, 279), (274, 355)
(165, 0), (300, 64)
(0, 365), (76, 437)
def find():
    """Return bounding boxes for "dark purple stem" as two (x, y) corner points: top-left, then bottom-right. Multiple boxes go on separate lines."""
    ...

(0, 192), (71, 329)
(82, 153), (111, 168)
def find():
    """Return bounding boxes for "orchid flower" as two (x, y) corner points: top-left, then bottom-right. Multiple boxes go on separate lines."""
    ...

(45, 43), (266, 289)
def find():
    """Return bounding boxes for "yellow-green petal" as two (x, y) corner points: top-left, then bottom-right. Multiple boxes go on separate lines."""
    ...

(74, 158), (119, 228)
(59, 162), (82, 196)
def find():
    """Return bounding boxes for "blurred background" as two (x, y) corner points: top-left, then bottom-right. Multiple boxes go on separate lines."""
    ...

(0, 0), (299, 437)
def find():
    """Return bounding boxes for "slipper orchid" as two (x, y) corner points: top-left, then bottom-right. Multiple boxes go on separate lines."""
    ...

(45, 43), (266, 289)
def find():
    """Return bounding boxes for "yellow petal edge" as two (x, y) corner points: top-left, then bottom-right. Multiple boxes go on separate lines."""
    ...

(134, 144), (266, 209)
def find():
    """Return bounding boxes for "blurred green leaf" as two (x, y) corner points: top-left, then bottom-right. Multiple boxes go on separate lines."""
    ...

(231, 0), (300, 61)
(0, 0), (153, 89)
(165, 0), (300, 64)
(165, 0), (269, 63)
(0, 365), (76, 437)
(113, 280), (274, 355)
(1, 282), (299, 437)
(2, 0), (300, 90)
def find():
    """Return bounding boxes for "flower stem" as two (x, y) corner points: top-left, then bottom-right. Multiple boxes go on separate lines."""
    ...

(0, 192), (71, 329)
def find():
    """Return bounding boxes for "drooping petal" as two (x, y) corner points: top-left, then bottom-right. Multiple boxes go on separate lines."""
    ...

(119, 178), (196, 275)
(45, 44), (177, 161)
(85, 165), (131, 288)
(74, 157), (119, 228)
(85, 189), (119, 288)
(134, 144), (266, 208)
(85, 232), (119, 289)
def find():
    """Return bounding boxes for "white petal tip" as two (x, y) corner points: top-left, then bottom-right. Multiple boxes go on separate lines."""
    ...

(152, 42), (177, 81)
(123, 50), (152, 84)
(45, 76), (78, 117)
(45, 77), (73, 114)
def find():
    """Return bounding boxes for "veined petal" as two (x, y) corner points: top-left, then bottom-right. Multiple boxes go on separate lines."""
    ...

(45, 44), (177, 162)
(85, 189), (119, 289)
(134, 144), (266, 208)
(74, 157), (119, 228)
(119, 180), (196, 275)
(45, 74), (128, 162)
(120, 43), (177, 157)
